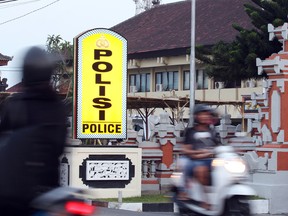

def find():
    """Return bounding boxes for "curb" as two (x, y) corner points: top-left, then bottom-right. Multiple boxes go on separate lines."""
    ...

(93, 199), (269, 214)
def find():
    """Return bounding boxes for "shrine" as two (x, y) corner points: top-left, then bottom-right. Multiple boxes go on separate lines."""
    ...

(242, 22), (288, 214)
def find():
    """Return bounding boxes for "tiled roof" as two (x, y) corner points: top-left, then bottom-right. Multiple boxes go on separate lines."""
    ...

(111, 0), (255, 57)
(0, 53), (12, 66)
(0, 53), (12, 61)
(6, 82), (23, 93)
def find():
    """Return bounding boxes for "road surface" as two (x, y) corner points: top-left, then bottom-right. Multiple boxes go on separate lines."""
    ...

(96, 207), (175, 216)
(96, 207), (288, 216)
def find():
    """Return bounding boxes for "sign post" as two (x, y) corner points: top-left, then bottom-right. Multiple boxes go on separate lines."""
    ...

(73, 29), (127, 139)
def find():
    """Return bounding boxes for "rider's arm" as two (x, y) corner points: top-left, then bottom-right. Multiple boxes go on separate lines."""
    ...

(181, 144), (214, 159)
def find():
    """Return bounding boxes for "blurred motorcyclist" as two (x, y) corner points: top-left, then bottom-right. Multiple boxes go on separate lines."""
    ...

(0, 46), (67, 215)
(181, 104), (220, 208)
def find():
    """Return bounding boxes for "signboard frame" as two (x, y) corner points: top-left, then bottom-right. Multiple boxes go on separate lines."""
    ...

(73, 28), (127, 139)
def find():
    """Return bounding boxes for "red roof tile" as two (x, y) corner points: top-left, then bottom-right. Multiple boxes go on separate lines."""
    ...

(6, 82), (23, 93)
(111, 0), (255, 57)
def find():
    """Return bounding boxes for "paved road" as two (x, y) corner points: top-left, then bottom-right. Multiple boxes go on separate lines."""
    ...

(256, 215), (288, 216)
(96, 207), (288, 216)
(96, 207), (175, 216)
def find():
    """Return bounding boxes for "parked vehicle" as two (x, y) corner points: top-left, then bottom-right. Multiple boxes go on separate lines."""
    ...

(31, 187), (96, 216)
(171, 145), (256, 216)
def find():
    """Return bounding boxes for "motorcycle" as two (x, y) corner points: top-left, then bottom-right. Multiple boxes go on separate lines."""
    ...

(31, 186), (96, 216)
(171, 145), (256, 216)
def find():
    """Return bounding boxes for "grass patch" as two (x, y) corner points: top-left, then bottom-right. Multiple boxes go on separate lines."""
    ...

(97, 194), (171, 203)
(250, 195), (266, 200)
(97, 194), (265, 203)
(96, 194), (265, 203)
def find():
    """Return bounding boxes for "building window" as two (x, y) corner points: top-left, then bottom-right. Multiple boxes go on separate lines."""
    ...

(183, 69), (208, 90)
(224, 80), (241, 88)
(197, 69), (208, 89)
(183, 71), (190, 90)
(155, 71), (178, 91)
(129, 73), (150, 92)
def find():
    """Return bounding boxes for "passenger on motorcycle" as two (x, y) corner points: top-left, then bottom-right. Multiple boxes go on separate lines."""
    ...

(0, 47), (67, 216)
(181, 104), (220, 208)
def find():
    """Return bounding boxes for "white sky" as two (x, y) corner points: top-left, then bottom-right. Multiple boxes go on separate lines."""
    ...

(0, 0), (182, 87)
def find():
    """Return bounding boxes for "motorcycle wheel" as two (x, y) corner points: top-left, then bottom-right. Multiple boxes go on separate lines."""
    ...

(222, 196), (251, 216)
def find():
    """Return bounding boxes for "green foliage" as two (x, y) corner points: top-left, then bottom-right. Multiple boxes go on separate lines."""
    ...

(46, 35), (73, 98)
(47, 35), (73, 60)
(200, 0), (288, 82)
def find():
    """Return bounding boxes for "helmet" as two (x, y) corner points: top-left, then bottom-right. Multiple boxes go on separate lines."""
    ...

(22, 46), (53, 86)
(193, 104), (213, 115)
(193, 104), (214, 125)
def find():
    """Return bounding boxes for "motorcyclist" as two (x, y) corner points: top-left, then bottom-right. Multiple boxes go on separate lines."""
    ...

(181, 104), (220, 208)
(0, 46), (67, 215)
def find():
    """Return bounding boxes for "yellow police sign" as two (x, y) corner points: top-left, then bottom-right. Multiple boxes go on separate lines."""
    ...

(74, 29), (127, 139)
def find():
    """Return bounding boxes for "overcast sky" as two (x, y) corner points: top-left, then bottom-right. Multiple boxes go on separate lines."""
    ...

(0, 0), (182, 87)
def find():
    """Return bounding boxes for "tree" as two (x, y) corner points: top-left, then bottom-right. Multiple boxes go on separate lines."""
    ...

(198, 0), (288, 83)
(46, 34), (73, 98)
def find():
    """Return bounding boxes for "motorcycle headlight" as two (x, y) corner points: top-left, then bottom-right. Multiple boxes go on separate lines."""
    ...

(225, 158), (246, 173)
(212, 158), (246, 173)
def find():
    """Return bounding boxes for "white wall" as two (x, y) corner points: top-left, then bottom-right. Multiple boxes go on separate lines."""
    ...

(61, 144), (142, 199)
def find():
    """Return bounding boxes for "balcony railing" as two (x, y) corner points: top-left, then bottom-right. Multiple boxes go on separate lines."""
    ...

(128, 87), (262, 103)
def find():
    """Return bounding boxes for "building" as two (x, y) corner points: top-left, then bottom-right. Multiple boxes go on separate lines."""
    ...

(112, 0), (263, 125)
(0, 52), (12, 67)
(0, 52), (12, 92)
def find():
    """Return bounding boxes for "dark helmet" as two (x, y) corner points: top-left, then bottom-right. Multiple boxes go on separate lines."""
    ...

(193, 104), (214, 125)
(193, 104), (213, 115)
(22, 46), (53, 86)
